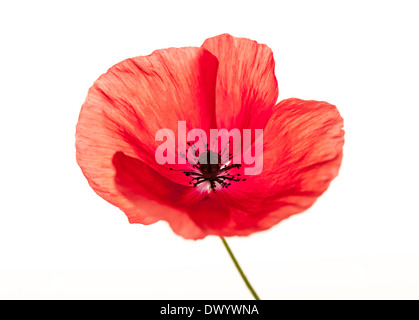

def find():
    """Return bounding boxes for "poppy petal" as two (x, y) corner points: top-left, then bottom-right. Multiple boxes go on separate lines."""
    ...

(112, 151), (208, 238)
(76, 47), (219, 218)
(202, 34), (278, 131)
(214, 98), (344, 232)
(113, 152), (256, 238)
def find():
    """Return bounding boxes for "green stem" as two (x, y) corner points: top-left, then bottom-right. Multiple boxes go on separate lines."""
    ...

(220, 236), (260, 300)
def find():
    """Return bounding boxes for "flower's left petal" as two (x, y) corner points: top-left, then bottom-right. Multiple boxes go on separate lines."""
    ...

(76, 47), (219, 214)
(113, 152), (254, 238)
(113, 151), (208, 239)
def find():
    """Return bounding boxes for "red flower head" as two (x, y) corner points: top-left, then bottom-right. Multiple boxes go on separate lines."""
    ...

(76, 34), (344, 240)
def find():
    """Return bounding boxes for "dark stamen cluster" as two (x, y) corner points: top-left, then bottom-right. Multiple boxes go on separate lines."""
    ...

(170, 142), (246, 193)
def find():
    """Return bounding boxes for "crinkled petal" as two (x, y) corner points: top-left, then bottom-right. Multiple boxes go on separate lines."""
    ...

(113, 151), (268, 238)
(202, 34), (278, 132)
(214, 98), (344, 232)
(76, 47), (219, 222)
(113, 151), (208, 238)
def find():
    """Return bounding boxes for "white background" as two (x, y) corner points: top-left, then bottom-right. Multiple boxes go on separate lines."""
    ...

(1, 0), (418, 299)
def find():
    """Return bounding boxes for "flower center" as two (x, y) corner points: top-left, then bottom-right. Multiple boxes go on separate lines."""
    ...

(197, 151), (221, 179)
(178, 149), (246, 193)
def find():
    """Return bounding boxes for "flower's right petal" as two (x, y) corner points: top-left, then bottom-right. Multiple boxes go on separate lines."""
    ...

(214, 98), (344, 233)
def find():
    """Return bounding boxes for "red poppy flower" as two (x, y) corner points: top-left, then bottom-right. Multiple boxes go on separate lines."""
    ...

(76, 34), (344, 240)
